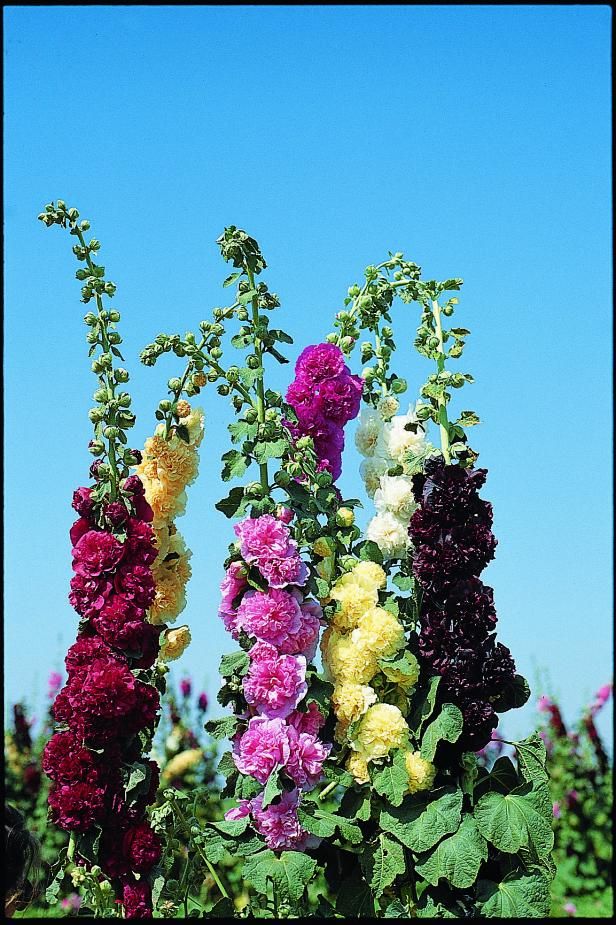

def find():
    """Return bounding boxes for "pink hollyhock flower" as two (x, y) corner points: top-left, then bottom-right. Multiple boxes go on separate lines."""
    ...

(295, 343), (346, 384)
(233, 717), (291, 784)
(552, 801), (561, 818)
(276, 506), (294, 524)
(235, 514), (291, 563)
(564, 902), (577, 916)
(72, 487), (95, 520)
(250, 789), (316, 851)
(72, 529), (125, 577)
(258, 550), (309, 589)
(122, 879), (152, 918)
(219, 561), (248, 637)
(286, 728), (331, 789)
(60, 894), (82, 912)
(114, 563), (156, 608)
(69, 573), (112, 616)
(537, 695), (553, 713)
(590, 682), (613, 716)
(243, 642), (307, 719)
(287, 702), (326, 737)
(280, 595), (322, 659)
(225, 799), (251, 822)
(69, 517), (94, 547)
(238, 588), (302, 648)
(47, 671), (63, 700)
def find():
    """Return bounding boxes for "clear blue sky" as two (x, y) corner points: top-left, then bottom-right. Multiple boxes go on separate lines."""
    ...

(4, 5), (612, 747)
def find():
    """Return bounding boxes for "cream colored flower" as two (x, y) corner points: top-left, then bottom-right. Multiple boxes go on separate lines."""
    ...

(354, 606), (406, 659)
(366, 511), (409, 559)
(321, 628), (379, 685)
(360, 457), (390, 497)
(351, 703), (408, 761)
(377, 395), (400, 421)
(159, 625), (192, 661)
(332, 682), (378, 728)
(352, 560), (387, 592)
(380, 409), (426, 465)
(405, 750), (436, 794)
(162, 748), (203, 780)
(374, 474), (417, 522)
(346, 751), (370, 784)
(354, 408), (384, 457)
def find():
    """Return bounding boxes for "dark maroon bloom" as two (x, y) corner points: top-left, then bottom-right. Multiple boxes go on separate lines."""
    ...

(42, 731), (96, 783)
(197, 692), (209, 712)
(48, 778), (107, 832)
(104, 501), (129, 528)
(51, 688), (73, 725)
(69, 573), (112, 617)
(121, 822), (162, 873)
(89, 459), (105, 479)
(133, 494), (154, 523)
(91, 595), (147, 650)
(65, 634), (123, 676)
(114, 563), (156, 608)
(72, 529), (125, 577)
(410, 459), (517, 751)
(69, 517), (92, 547)
(180, 677), (192, 698)
(122, 475), (145, 497)
(131, 623), (164, 670)
(130, 450), (143, 465)
(122, 877), (152, 918)
(72, 486), (96, 520)
(123, 518), (157, 567)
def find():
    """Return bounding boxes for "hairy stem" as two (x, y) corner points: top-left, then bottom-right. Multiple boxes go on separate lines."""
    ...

(247, 268), (269, 493)
(431, 298), (451, 464)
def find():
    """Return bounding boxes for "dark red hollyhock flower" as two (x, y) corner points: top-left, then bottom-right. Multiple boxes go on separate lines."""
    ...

(69, 573), (112, 617)
(91, 595), (147, 650)
(51, 687), (73, 725)
(68, 657), (137, 722)
(72, 486), (96, 520)
(48, 776), (107, 832)
(114, 563), (156, 608)
(197, 692), (209, 712)
(89, 459), (105, 479)
(13, 704), (32, 750)
(42, 731), (96, 783)
(123, 475), (145, 496)
(121, 822), (162, 873)
(123, 518), (157, 567)
(65, 634), (124, 677)
(122, 877), (152, 918)
(72, 529), (126, 577)
(131, 623), (163, 671)
(104, 501), (129, 528)
(133, 494), (154, 523)
(23, 764), (41, 796)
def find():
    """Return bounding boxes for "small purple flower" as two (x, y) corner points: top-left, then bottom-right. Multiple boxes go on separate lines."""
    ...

(564, 902), (577, 916)
(48, 671), (63, 700)
(180, 678), (192, 699)
(552, 801), (561, 819)
(197, 692), (208, 713)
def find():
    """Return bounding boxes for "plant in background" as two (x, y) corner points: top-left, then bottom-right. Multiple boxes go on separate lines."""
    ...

(536, 684), (612, 918)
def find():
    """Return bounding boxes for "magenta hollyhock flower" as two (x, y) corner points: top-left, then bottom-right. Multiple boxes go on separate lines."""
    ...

(318, 374), (363, 425)
(72, 486), (95, 520)
(65, 634), (124, 676)
(285, 728), (331, 789)
(234, 514), (291, 563)
(68, 573), (112, 617)
(276, 506), (294, 524)
(132, 493), (154, 523)
(60, 894), (82, 912)
(48, 778), (107, 832)
(237, 588), (302, 648)
(180, 677), (192, 698)
(258, 549), (309, 589)
(287, 702), (325, 737)
(103, 501), (129, 528)
(250, 789), (315, 851)
(42, 731), (96, 783)
(279, 595), (322, 660)
(113, 563), (156, 608)
(69, 517), (93, 547)
(590, 682), (613, 716)
(122, 475), (145, 497)
(47, 671), (63, 700)
(123, 518), (157, 567)
(537, 695), (553, 713)
(225, 799), (252, 822)
(243, 642), (307, 719)
(72, 529), (125, 577)
(233, 717), (291, 784)
(197, 692), (208, 712)
(295, 343), (346, 384)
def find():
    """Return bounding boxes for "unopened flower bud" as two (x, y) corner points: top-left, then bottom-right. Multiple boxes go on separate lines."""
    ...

(88, 440), (105, 457)
(193, 372), (207, 387)
(176, 400), (191, 418)
(361, 367), (375, 381)
(391, 377), (407, 394)
(415, 404), (432, 422)
(246, 355), (260, 370)
(313, 536), (333, 557)
(159, 399), (172, 412)
(336, 507), (355, 527)
(83, 312), (97, 326)
(296, 436), (312, 451)
(168, 377), (182, 392)
(90, 865), (102, 877)
(115, 368), (130, 383)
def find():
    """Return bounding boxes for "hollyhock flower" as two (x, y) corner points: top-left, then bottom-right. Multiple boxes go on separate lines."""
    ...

(180, 677), (192, 698)
(286, 728), (331, 788)
(374, 474), (417, 521)
(243, 642), (307, 719)
(123, 518), (157, 567)
(225, 799), (251, 822)
(318, 374), (363, 425)
(537, 695), (553, 713)
(355, 408), (384, 457)
(282, 596), (322, 660)
(552, 801), (561, 819)
(238, 589), (302, 648)
(72, 529), (125, 577)
(379, 409), (425, 464)
(72, 487), (95, 520)
(60, 894), (82, 913)
(276, 506), (294, 524)
(234, 515), (291, 563)
(132, 493), (154, 523)
(258, 550), (309, 589)
(48, 778), (107, 832)
(103, 501), (129, 528)
(47, 671), (63, 700)
(197, 692), (208, 712)
(113, 563), (156, 608)
(51, 688), (73, 725)
(69, 517), (93, 547)
(287, 702), (325, 737)
(366, 511), (409, 559)
(122, 879), (151, 918)
(121, 822), (162, 873)
(295, 343), (346, 383)
(65, 634), (123, 676)
(233, 717), (291, 784)
(250, 789), (314, 851)
(42, 731), (96, 783)
(123, 474), (146, 496)
(69, 573), (112, 617)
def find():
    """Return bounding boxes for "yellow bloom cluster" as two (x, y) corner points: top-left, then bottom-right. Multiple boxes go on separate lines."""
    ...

(322, 559), (432, 792)
(162, 748), (203, 781)
(137, 406), (204, 659)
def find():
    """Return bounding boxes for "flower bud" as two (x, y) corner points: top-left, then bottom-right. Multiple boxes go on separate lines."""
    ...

(109, 310), (121, 322)
(83, 312), (97, 326)
(246, 355), (260, 370)
(88, 440), (105, 457)
(217, 384), (230, 396)
(391, 377), (407, 394)
(159, 399), (172, 412)
(296, 436), (312, 451)
(245, 481), (264, 498)
(103, 425), (120, 439)
(88, 407), (104, 423)
(274, 469), (291, 487)
(313, 536), (333, 558)
(115, 368), (129, 383)
(276, 505), (294, 524)
(336, 507), (355, 527)
(193, 372), (207, 388)
(226, 366), (240, 383)
(176, 400), (191, 418)
(361, 367), (375, 381)
(415, 404), (432, 422)
(168, 377), (182, 392)
(245, 409), (258, 424)
(90, 865), (102, 877)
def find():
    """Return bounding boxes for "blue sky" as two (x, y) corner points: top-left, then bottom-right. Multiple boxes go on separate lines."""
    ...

(4, 5), (612, 747)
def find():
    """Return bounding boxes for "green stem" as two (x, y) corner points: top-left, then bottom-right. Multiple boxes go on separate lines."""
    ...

(170, 798), (230, 900)
(163, 335), (207, 440)
(247, 268), (269, 494)
(75, 227), (120, 496)
(67, 831), (76, 863)
(431, 299), (451, 464)
(318, 779), (338, 802)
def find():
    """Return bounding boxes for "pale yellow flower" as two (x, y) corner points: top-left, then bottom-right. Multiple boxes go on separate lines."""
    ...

(354, 607), (406, 659)
(351, 703), (408, 761)
(405, 750), (436, 794)
(162, 748), (202, 780)
(332, 682), (378, 728)
(159, 625), (192, 662)
(346, 751), (370, 784)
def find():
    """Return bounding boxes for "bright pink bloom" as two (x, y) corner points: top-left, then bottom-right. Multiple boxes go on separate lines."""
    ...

(235, 515), (291, 563)
(250, 789), (316, 851)
(238, 589), (302, 648)
(295, 343), (346, 384)
(258, 550), (309, 589)
(233, 717), (291, 784)
(287, 702), (326, 737)
(286, 728), (331, 789)
(243, 642), (307, 719)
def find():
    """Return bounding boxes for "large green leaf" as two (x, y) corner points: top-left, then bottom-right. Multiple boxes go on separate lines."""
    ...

(297, 804), (363, 844)
(476, 871), (552, 917)
(513, 733), (549, 786)
(474, 782), (554, 858)
(361, 833), (406, 898)
(219, 650), (249, 678)
(415, 814), (488, 889)
(408, 675), (441, 737)
(380, 786), (463, 853)
(372, 749), (409, 807)
(335, 870), (374, 918)
(420, 703), (463, 761)
(243, 850), (317, 903)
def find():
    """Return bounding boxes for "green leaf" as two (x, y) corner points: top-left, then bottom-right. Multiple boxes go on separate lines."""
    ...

(243, 850), (317, 903)
(420, 703), (463, 761)
(380, 786), (463, 853)
(207, 715), (240, 740)
(125, 761), (151, 801)
(476, 871), (552, 918)
(408, 675), (440, 736)
(77, 824), (103, 864)
(261, 766), (283, 809)
(359, 540), (384, 564)
(378, 651), (420, 691)
(339, 786), (371, 822)
(221, 449), (249, 481)
(219, 650), (249, 678)
(491, 674), (530, 713)
(228, 420), (258, 444)
(361, 833), (406, 898)
(415, 814), (488, 889)
(253, 437), (287, 464)
(297, 804), (363, 844)
(223, 270), (242, 287)
(513, 732), (549, 786)
(393, 573), (414, 592)
(335, 870), (374, 918)
(372, 749), (409, 807)
(216, 750), (237, 779)
(474, 782), (554, 858)
(456, 410), (480, 427)
(384, 899), (408, 918)
(323, 764), (354, 788)
(481, 755), (520, 794)
(215, 486), (245, 518)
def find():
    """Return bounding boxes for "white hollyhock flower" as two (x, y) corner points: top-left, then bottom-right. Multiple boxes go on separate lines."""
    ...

(381, 408), (426, 465)
(366, 511), (409, 559)
(374, 474), (417, 522)
(377, 395), (399, 421)
(354, 408), (384, 457)
(360, 456), (390, 498)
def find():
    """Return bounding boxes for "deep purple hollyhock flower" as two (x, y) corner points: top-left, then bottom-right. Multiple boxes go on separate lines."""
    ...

(104, 501), (129, 528)
(197, 692), (208, 712)
(122, 878), (152, 918)
(72, 486), (96, 520)
(180, 677), (192, 698)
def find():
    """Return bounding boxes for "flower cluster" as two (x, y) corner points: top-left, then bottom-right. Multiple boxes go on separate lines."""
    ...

(321, 560), (434, 790)
(220, 512), (331, 850)
(285, 343), (363, 480)
(355, 401), (429, 560)
(136, 406), (204, 657)
(410, 456), (517, 750)
(45, 473), (164, 915)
